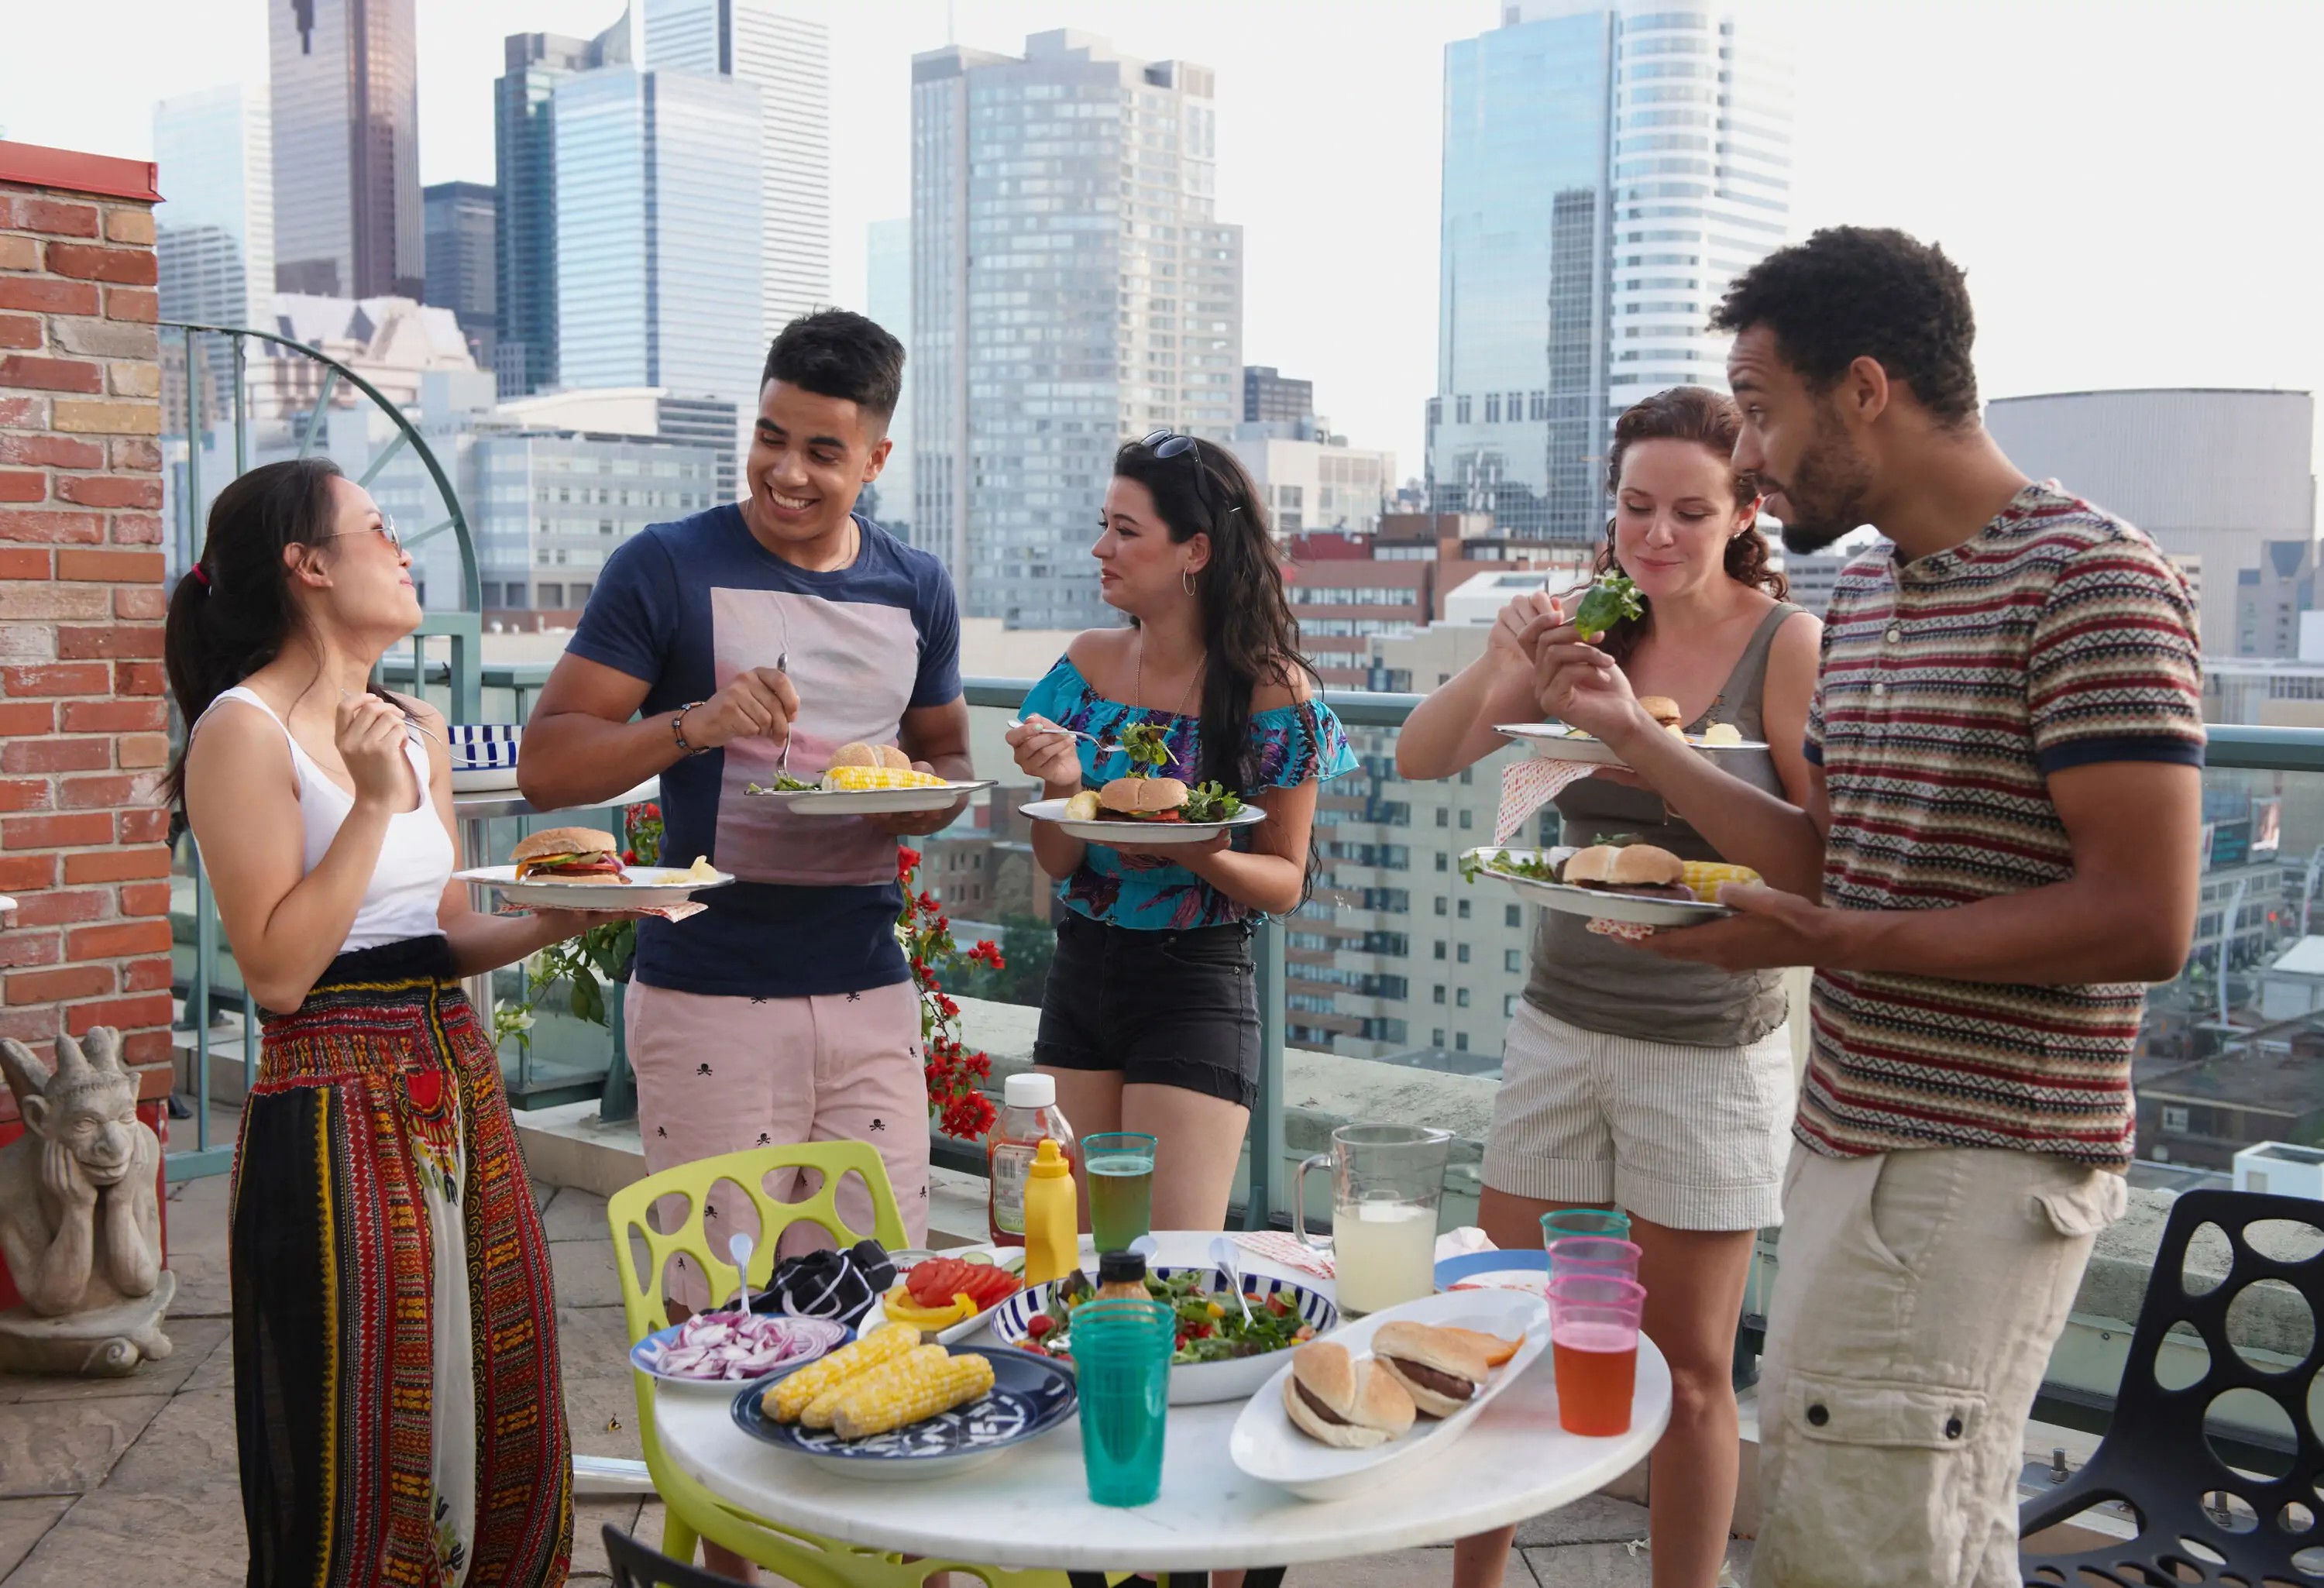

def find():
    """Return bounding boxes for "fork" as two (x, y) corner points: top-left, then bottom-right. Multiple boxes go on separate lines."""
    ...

(1008, 717), (1106, 745)
(774, 651), (792, 776)
(339, 688), (439, 742)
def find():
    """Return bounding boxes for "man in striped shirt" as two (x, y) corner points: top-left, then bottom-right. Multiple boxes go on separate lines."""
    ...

(1532, 227), (2202, 1586)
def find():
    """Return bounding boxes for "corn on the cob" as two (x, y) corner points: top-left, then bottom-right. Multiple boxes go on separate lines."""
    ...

(806, 1342), (948, 1428)
(822, 765), (951, 792)
(1681, 860), (1762, 904)
(765, 1325), (920, 1423)
(830, 1346), (995, 1440)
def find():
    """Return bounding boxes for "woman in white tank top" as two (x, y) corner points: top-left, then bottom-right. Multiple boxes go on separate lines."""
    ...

(166, 459), (607, 1587)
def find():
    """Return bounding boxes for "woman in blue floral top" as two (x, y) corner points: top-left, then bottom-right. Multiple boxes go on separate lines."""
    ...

(1005, 433), (1356, 1231)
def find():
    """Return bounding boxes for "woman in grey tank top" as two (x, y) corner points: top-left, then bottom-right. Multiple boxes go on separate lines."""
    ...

(1401, 388), (1821, 1588)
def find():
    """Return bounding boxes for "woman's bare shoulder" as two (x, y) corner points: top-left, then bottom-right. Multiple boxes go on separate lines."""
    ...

(1251, 662), (1317, 713)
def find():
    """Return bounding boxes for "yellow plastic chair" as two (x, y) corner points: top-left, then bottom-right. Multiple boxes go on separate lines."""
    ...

(607, 1141), (1117, 1588)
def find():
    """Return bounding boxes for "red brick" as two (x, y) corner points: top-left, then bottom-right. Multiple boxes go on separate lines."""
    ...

(4, 811), (111, 848)
(0, 1007), (61, 1044)
(58, 774), (137, 808)
(0, 853), (56, 889)
(0, 702), (55, 735)
(64, 995), (171, 1035)
(0, 931), (60, 970)
(116, 808), (167, 843)
(108, 511), (162, 545)
(0, 779), (50, 812)
(103, 287), (157, 324)
(0, 508), (102, 544)
(0, 548), (46, 579)
(124, 956), (173, 991)
(60, 699), (163, 733)
(2, 662), (109, 696)
(60, 846), (168, 883)
(0, 315), (39, 350)
(55, 548), (161, 582)
(3, 737), (107, 772)
(0, 277), (99, 316)
(43, 243), (157, 286)
(122, 1030), (170, 1069)
(0, 355), (101, 393)
(0, 435), (101, 469)
(113, 586), (164, 620)
(0, 473), (37, 504)
(0, 397), (42, 427)
(0, 583), (107, 620)
(119, 882), (170, 917)
(115, 662), (163, 696)
(109, 438), (161, 473)
(67, 919), (170, 959)
(105, 209), (156, 247)
(55, 474), (160, 508)
(9, 964), (114, 1002)
(57, 625), (160, 659)
(116, 733), (167, 769)
(10, 887), (108, 926)
(15, 198), (100, 238)
(0, 235), (33, 271)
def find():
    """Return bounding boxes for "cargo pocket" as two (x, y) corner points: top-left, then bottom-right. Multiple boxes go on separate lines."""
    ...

(1759, 1370), (1989, 1588)
(2032, 1167), (2127, 1239)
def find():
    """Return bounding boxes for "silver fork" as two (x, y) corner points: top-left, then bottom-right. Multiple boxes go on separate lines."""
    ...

(339, 688), (439, 742)
(774, 651), (792, 775)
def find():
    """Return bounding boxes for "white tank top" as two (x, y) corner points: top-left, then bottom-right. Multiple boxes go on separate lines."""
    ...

(198, 686), (454, 952)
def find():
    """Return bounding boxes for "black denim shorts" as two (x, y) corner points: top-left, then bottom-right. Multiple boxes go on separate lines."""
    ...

(1032, 912), (1260, 1109)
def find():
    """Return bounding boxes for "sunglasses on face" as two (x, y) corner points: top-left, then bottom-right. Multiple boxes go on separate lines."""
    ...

(315, 512), (402, 550)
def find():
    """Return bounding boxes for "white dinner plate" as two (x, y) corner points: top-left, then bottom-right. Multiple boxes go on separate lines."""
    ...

(1463, 847), (1732, 928)
(450, 767), (523, 793)
(454, 864), (736, 911)
(1494, 722), (1768, 765)
(749, 780), (995, 816)
(1021, 797), (1268, 846)
(1229, 1289), (1552, 1502)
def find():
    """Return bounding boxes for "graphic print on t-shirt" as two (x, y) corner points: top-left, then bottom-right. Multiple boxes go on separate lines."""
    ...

(711, 585), (920, 888)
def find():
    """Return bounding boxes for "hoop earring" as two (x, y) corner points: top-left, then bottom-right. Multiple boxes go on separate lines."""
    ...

(1182, 569), (1197, 596)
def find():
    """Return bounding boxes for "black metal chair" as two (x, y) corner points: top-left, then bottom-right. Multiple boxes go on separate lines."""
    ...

(2020, 1188), (2324, 1586)
(602, 1524), (747, 1588)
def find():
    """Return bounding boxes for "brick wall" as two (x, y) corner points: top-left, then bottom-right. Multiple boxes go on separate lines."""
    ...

(0, 143), (172, 1119)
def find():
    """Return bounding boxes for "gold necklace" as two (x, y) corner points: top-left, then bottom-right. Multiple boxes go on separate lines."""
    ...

(1136, 628), (1202, 720)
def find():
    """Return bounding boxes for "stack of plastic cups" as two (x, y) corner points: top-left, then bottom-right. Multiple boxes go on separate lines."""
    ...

(1546, 1273), (1646, 1436)
(1546, 1235), (1642, 1286)
(1072, 1298), (1176, 1506)
(1540, 1208), (1632, 1244)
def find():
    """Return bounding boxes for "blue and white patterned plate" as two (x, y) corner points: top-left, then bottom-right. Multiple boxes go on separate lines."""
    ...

(985, 1267), (1338, 1406)
(627, 1315), (851, 1393)
(729, 1346), (1077, 1482)
(449, 724), (523, 792)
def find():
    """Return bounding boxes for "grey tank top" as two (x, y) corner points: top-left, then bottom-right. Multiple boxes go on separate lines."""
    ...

(1522, 602), (1803, 1048)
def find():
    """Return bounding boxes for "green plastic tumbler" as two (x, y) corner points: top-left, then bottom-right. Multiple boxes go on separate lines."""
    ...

(1072, 1298), (1174, 1507)
(1541, 1207), (1631, 1244)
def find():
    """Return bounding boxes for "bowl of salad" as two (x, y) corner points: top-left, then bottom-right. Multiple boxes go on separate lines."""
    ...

(985, 1265), (1338, 1406)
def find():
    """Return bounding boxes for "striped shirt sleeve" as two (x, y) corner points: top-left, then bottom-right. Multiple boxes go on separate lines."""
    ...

(2026, 536), (2206, 774)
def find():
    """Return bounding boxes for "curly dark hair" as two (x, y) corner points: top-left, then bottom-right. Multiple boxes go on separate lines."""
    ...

(761, 308), (904, 425)
(1708, 225), (1979, 426)
(1590, 386), (1786, 665)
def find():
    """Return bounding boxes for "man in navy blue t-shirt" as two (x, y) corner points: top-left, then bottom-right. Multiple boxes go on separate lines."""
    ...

(521, 311), (968, 1281)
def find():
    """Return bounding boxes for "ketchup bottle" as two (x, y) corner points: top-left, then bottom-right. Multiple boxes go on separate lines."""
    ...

(988, 1072), (1075, 1248)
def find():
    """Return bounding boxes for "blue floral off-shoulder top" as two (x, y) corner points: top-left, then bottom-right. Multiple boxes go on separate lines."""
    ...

(1019, 656), (1359, 931)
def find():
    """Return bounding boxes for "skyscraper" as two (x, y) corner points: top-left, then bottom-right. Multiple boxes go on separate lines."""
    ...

(864, 217), (915, 542)
(495, 19), (631, 398)
(913, 30), (1244, 629)
(1429, 1), (1793, 540)
(552, 64), (765, 449)
(270, 0), (424, 299)
(1245, 366), (1313, 427)
(423, 181), (497, 368)
(153, 84), (273, 328)
(642, 0), (830, 339)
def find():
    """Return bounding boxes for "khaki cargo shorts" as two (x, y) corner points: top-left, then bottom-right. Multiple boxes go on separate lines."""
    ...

(1752, 1146), (2126, 1588)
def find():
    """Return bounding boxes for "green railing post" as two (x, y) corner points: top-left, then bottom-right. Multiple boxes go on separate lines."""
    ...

(1245, 922), (1287, 1230)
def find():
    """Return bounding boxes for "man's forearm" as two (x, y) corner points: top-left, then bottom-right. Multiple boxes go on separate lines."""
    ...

(1608, 720), (1824, 895)
(520, 710), (686, 810)
(1814, 877), (2188, 986)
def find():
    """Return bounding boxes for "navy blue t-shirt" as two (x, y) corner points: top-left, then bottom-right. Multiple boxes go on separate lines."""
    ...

(566, 507), (961, 998)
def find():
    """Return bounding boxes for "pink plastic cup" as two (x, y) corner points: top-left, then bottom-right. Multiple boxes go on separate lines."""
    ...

(1546, 1236), (1641, 1286)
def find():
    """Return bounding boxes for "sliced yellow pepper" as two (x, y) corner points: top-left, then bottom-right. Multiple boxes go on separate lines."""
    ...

(880, 1284), (978, 1331)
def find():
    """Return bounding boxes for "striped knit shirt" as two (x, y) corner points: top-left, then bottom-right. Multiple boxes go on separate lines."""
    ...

(1800, 480), (2205, 1167)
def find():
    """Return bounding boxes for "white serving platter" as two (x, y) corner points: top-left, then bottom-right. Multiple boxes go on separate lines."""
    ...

(1463, 847), (1734, 929)
(453, 864), (735, 911)
(1494, 722), (1767, 766)
(1021, 797), (1267, 846)
(750, 780), (995, 816)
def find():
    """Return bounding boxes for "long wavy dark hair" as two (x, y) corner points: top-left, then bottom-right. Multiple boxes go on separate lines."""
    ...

(162, 457), (405, 806)
(1112, 435), (1316, 796)
(1591, 386), (1788, 665)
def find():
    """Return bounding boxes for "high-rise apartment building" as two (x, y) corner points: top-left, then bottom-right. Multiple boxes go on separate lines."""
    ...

(643, 0), (830, 340)
(495, 21), (631, 398)
(552, 65), (765, 454)
(1429, 1), (1793, 540)
(270, 0), (424, 299)
(423, 181), (497, 369)
(153, 85), (273, 328)
(1244, 366), (1313, 426)
(913, 30), (1245, 629)
(864, 217), (916, 541)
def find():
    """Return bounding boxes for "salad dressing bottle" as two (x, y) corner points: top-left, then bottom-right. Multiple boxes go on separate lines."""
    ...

(1021, 1139), (1080, 1288)
(988, 1073), (1074, 1247)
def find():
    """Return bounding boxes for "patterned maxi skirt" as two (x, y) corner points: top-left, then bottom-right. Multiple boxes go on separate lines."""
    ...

(231, 937), (572, 1588)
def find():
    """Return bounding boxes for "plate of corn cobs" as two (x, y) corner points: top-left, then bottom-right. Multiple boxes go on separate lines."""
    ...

(731, 1325), (1078, 1480)
(747, 742), (995, 816)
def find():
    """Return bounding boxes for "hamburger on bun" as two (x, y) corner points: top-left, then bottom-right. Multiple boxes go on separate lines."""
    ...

(1638, 696), (1685, 737)
(1372, 1322), (1494, 1418)
(1282, 1341), (1416, 1449)
(511, 827), (625, 882)
(1098, 775), (1191, 821)
(1559, 841), (1690, 902)
(830, 741), (913, 772)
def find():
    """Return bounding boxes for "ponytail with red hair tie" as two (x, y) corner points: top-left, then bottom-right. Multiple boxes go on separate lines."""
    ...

(191, 564), (211, 588)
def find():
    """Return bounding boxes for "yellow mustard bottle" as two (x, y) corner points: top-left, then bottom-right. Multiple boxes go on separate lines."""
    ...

(1021, 1137), (1080, 1288)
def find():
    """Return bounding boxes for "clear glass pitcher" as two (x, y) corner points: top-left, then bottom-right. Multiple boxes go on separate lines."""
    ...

(1294, 1122), (1453, 1316)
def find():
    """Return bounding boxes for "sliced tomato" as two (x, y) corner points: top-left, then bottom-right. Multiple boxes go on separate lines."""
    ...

(907, 1258), (971, 1307)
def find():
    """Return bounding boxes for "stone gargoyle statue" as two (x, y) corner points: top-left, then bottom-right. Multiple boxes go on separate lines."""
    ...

(0, 1026), (174, 1375)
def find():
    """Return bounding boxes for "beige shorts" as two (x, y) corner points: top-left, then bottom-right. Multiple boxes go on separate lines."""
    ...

(1752, 1147), (2126, 1588)
(1483, 1000), (1796, 1232)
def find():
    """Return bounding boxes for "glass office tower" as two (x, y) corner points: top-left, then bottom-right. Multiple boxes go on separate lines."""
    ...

(269, 0), (424, 299)
(153, 85), (273, 328)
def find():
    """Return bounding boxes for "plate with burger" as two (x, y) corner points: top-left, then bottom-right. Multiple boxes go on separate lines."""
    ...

(1459, 839), (1758, 937)
(457, 827), (736, 909)
(745, 741), (995, 816)
(1494, 706), (1765, 765)
(1021, 724), (1265, 845)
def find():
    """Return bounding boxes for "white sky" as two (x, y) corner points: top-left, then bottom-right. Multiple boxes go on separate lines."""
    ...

(6, 0), (2321, 475)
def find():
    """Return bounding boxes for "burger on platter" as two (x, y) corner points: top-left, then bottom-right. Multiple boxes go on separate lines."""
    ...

(510, 827), (627, 882)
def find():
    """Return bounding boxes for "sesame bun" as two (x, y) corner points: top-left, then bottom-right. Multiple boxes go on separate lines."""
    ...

(1098, 776), (1189, 815)
(830, 741), (913, 772)
(509, 827), (617, 864)
(1283, 1341), (1416, 1449)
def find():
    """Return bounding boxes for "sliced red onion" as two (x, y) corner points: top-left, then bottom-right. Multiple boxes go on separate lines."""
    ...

(642, 1311), (851, 1380)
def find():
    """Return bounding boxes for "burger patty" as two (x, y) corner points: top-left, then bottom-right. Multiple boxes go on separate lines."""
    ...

(1097, 808), (1184, 823)
(1294, 1381), (1350, 1425)
(1385, 1356), (1475, 1401)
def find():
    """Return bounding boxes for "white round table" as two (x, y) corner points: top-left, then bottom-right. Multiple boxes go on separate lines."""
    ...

(651, 1232), (1670, 1577)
